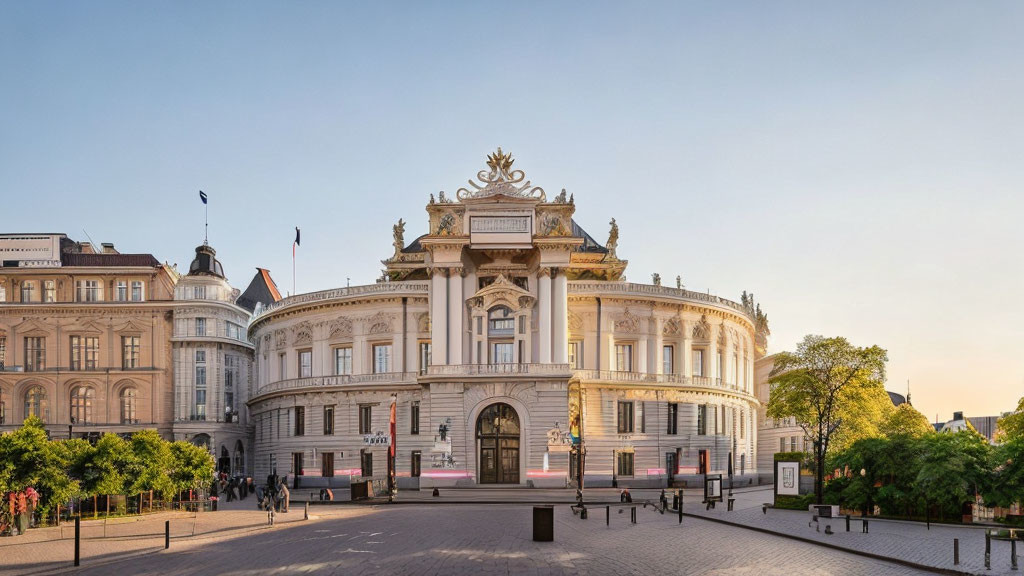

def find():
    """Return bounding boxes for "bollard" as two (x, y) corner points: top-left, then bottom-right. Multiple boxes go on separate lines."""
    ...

(679, 498), (683, 524)
(846, 515), (850, 532)
(986, 531), (991, 570)
(954, 538), (959, 565)
(304, 501), (309, 520)
(580, 507), (587, 520)
(1012, 539), (1018, 571)
(631, 506), (637, 524)
(727, 498), (735, 512)
(165, 520), (170, 549)
(606, 505), (610, 526)
(863, 519), (869, 534)
(432, 488), (440, 497)
(74, 516), (80, 567)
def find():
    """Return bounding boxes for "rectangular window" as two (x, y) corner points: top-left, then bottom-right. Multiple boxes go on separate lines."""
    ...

(359, 404), (372, 435)
(780, 437), (786, 452)
(0, 336), (6, 370)
(411, 451), (421, 478)
(76, 280), (101, 302)
(24, 337), (45, 371)
(279, 353), (287, 380)
(322, 452), (334, 478)
(616, 451), (634, 477)
(410, 401), (420, 435)
(195, 318), (206, 337)
(195, 366), (206, 388)
(667, 403), (678, 435)
(131, 281), (144, 302)
(122, 336), (140, 369)
(323, 405), (335, 435)
(116, 281), (128, 302)
(294, 406), (305, 436)
(293, 452), (304, 477)
(518, 315), (526, 335)
(20, 280), (35, 302)
(615, 344), (633, 372)
(360, 449), (373, 477)
(69, 336), (99, 370)
(224, 354), (239, 416)
(569, 341), (583, 369)
(617, 401), (634, 434)
(663, 345), (674, 374)
(373, 344), (392, 373)
(192, 285), (206, 299)
(334, 347), (352, 375)
(692, 349), (704, 377)
(0, 284), (6, 302)
(698, 404), (707, 436)
(43, 280), (55, 302)
(491, 342), (514, 364)
(298, 349), (312, 378)
(791, 436), (798, 452)
(195, 389), (206, 420)
(195, 349), (206, 363)
(476, 316), (482, 335)
(419, 342), (431, 374)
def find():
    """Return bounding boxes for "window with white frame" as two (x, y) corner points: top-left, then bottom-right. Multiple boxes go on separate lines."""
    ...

(569, 341), (583, 369)
(334, 347), (352, 375)
(43, 280), (55, 302)
(298, 349), (312, 378)
(24, 336), (45, 371)
(116, 281), (128, 301)
(76, 280), (101, 302)
(131, 281), (144, 302)
(663, 345), (674, 374)
(615, 343), (633, 372)
(122, 336), (140, 368)
(419, 342), (431, 374)
(692, 349), (704, 377)
(20, 281), (35, 302)
(195, 317), (206, 336)
(69, 336), (99, 370)
(373, 344), (392, 374)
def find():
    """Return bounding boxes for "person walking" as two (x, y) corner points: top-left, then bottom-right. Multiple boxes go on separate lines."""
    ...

(278, 479), (290, 513)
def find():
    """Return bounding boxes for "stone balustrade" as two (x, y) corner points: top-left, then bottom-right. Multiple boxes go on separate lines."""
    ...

(567, 281), (754, 322)
(425, 363), (572, 377)
(249, 281), (430, 326)
(254, 371), (419, 397)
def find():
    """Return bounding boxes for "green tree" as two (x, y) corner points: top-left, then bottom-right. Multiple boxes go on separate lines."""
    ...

(881, 403), (934, 439)
(0, 417), (52, 492)
(997, 397), (1024, 442)
(915, 431), (991, 520)
(88, 434), (137, 496)
(983, 438), (1024, 510)
(767, 335), (888, 503)
(168, 442), (215, 496)
(127, 430), (174, 498)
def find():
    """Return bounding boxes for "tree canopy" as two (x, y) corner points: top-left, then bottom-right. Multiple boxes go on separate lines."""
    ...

(767, 335), (888, 503)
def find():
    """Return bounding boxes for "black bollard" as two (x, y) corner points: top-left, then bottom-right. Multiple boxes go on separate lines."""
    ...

(863, 519), (869, 534)
(74, 516), (80, 567)
(1012, 539), (1018, 571)
(165, 520), (170, 549)
(954, 538), (959, 565)
(580, 507), (587, 520)
(432, 488), (440, 497)
(606, 505), (610, 526)
(631, 506), (636, 524)
(986, 531), (991, 570)
(846, 515), (850, 532)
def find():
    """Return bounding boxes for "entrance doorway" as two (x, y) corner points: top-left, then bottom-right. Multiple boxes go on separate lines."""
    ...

(698, 449), (709, 475)
(476, 403), (520, 484)
(666, 451), (678, 486)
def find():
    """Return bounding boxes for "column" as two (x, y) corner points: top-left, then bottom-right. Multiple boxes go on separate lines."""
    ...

(448, 269), (463, 364)
(552, 271), (568, 364)
(654, 319), (664, 374)
(708, 324), (719, 384)
(430, 269), (447, 366)
(636, 339), (648, 373)
(538, 270), (551, 363)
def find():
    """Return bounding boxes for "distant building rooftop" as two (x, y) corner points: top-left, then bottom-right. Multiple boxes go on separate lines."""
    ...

(236, 268), (282, 313)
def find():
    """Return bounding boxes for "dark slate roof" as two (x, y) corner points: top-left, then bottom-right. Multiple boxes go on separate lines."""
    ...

(236, 268), (282, 312)
(187, 244), (225, 279)
(402, 234), (426, 253)
(61, 253), (161, 267)
(571, 219), (608, 253)
(887, 391), (907, 406)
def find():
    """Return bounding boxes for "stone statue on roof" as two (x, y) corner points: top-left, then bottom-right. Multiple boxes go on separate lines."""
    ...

(606, 218), (619, 260)
(393, 218), (405, 255)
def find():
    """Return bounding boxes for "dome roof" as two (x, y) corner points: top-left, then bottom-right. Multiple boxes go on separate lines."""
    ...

(187, 244), (225, 278)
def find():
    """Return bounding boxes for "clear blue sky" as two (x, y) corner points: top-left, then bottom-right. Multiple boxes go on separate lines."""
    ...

(2, 2), (1022, 423)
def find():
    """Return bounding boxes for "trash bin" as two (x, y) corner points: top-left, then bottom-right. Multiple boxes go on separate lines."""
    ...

(533, 505), (554, 542)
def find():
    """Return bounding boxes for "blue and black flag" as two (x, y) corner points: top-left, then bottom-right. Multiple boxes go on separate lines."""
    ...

(199, 190), (208, 204)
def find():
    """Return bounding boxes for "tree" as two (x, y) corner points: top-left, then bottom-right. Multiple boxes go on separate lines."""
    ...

(915, 430), (991, 520)
(881, 403), (934, 439)
(168, 442), (215, 497)
(88, 434), (137, 496)
(985, 438), (1024, 510)
(767, 335), (888, 503)
(996, 396), (1024, 442)
(127, 430), (174, 498)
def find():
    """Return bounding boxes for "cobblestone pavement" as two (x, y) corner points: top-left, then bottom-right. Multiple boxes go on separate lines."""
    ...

(3, 502), (936, 576)
(684, 485), (1018, 576)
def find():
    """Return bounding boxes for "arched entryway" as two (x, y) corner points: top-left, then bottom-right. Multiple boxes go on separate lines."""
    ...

(218, 446), (231, 475)
(476, 403), (520, 484)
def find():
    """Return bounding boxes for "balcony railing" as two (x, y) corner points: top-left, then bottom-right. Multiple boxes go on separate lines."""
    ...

(573, 370), (750, 393)
(425, 363), (572, 377)
(255, 372), (419, 396)
(250, 281), (430, 326)
(567, 281), (754, 322)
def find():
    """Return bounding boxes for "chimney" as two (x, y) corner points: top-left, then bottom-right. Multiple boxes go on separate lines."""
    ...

(101, 243), (118, 254)
(953, 411), (963, 421)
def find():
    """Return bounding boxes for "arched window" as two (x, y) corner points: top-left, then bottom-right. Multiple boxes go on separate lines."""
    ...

(24, 386), (48, 421)
(121, 388), (138, 424)
(70, 385), (95, 424)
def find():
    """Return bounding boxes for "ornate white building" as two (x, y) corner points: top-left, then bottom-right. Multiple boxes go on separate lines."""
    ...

(248, 150), (769, 490)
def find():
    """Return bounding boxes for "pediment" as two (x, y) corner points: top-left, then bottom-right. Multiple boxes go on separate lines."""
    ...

(12, 318), (53, 336)
(114, 319), (148, 334)
(470, 274), (535, 311)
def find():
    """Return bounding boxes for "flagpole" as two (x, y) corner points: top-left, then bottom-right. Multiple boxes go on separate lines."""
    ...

(292, 242), (296, 296)
(205, 201), (208, 245)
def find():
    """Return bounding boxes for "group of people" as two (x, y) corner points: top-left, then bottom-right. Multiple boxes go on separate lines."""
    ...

(255, 474), (290, 515)
(212, 473), (254, 503)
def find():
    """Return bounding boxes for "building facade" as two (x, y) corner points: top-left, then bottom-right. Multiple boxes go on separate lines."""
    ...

(0, 234), (176, 439)
(171, 244), (258, 476)
(248, 150), (768, 490)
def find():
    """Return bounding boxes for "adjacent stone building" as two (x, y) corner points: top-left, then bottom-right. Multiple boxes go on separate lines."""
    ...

(247, 150), (769, 491)
(0, 234), (176, 438)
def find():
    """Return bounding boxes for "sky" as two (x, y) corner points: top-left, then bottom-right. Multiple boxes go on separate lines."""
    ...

(2, 2), (1022, 423)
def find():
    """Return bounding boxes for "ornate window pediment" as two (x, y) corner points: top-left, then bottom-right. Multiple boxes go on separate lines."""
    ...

(692, 314), (711, 340)
(364, 311), (395, 335)
(613, 309), (641, 333)
(329, 317), (353, 339)
(292, 321), (313, 345)
(470, 274), (534, 312)
(114, 319), (147, 334)
(663, 317), (681, 336)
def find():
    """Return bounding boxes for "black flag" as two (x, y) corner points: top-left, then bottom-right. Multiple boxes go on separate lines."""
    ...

(294, 227), (301, 246)
(199, 190), (208, 204)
